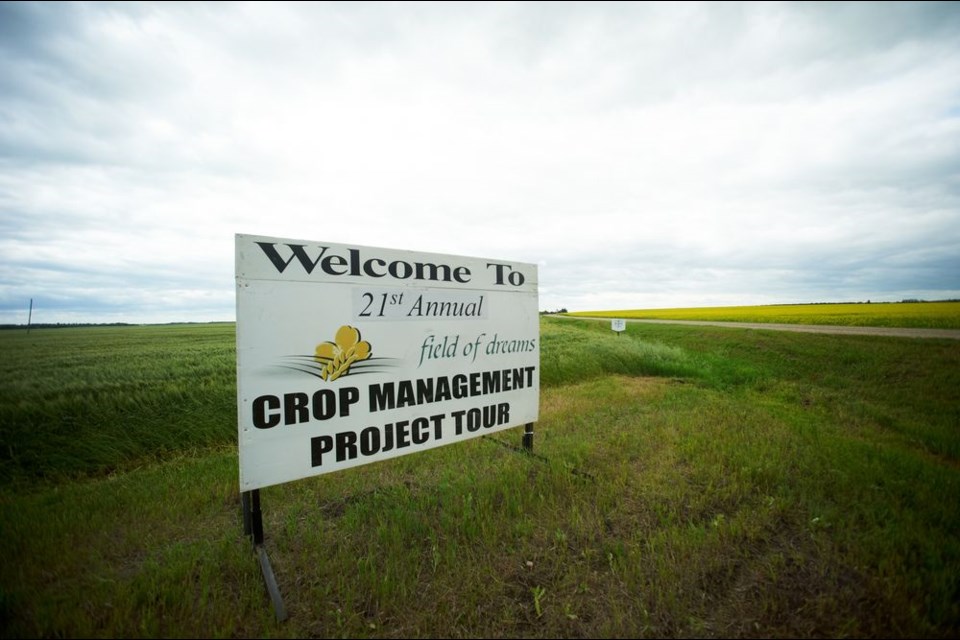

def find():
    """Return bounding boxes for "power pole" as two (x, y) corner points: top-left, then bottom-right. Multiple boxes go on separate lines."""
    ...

(27, 298), (33, 334)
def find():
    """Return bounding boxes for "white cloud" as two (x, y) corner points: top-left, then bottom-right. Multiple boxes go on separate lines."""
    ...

(1, 1), (959, 323)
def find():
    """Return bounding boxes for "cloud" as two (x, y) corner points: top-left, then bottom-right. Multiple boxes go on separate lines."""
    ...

(1, 1), (959, 323)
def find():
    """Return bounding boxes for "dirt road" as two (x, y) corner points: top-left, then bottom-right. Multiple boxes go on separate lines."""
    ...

(572, 317), (960, 340)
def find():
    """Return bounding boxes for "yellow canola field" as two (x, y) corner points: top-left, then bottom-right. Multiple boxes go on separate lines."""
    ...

(569, 301), (960, 329)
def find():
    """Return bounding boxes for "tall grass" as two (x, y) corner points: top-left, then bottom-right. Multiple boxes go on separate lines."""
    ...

(1, 318), (958, 637)
(0, 324), (236, 485)
(539, 318), (699, 385)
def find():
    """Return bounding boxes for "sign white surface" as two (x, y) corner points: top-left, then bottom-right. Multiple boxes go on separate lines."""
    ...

(611, 318), (627, 332)
(236, 234), (540, 490)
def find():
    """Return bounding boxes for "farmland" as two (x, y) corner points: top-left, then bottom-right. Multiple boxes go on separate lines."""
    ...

(567, 300), (960, 329)
(1, 316), (959, 638)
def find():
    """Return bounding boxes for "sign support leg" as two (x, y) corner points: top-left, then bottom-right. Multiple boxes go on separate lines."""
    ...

(523, 422), (534, 452)
(250, 489), (264, 545)
(257, 544), (287, 622)
(241, 489), (264, 544)
(241, 490), (252, 536)
(241, 489), (287, 622)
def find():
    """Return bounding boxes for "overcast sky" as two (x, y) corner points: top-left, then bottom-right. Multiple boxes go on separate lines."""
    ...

(1, 1), (959, 324)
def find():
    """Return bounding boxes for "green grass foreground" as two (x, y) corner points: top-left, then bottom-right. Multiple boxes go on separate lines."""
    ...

(568, 300), (960, 329)
(1, 318), (958, 637)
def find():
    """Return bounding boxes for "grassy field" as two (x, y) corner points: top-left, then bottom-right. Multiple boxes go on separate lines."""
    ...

(0, 323), (236, 486)
(1, 317), (959, 637)
(567, 300), (960, 329)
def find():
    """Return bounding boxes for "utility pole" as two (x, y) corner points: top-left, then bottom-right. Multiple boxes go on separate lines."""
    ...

(27, 298), (33, 334)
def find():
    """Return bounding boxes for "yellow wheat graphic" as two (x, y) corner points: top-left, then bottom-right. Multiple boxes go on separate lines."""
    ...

(314, 325), (372, 381)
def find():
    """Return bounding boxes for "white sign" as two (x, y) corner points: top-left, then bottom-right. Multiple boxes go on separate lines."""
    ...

(611, 318), (626, 332)
(236, 234), (540, 490)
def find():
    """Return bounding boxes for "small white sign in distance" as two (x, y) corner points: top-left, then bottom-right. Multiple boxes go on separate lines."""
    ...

(611, 318), (627, 332)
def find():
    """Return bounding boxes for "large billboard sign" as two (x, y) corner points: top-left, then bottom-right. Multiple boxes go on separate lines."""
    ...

(236, 234), (540, 491)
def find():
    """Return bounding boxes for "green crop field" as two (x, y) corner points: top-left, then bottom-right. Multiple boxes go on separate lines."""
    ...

(1, 318), (958, 638)
(568, 300), (960, 329)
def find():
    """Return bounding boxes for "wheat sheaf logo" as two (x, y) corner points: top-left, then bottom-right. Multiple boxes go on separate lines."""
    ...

(314, 325), (372, 381)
